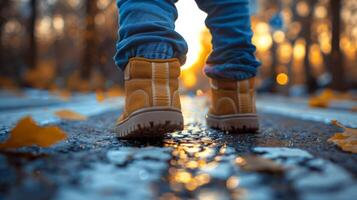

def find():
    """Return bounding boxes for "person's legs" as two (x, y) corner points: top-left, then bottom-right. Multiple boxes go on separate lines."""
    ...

(114, 0), (187, 69)
(195, 0), (260, 80)
(195, 0), (260, 132)
(114, 0), (186, 138)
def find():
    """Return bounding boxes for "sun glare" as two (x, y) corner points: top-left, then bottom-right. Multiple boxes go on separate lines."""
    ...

(175, 1), (207, 71)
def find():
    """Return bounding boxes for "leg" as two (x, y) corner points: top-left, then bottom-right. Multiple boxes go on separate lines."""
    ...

(195, 0), (260, 132)
(114, 0), (188, 70)
(195, 0), (260, 80)
(114, 0), (185, 138)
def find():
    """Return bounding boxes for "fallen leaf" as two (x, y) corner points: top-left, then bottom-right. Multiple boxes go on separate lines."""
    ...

(309, 89), (357, 109)
(106, 85), (122, 97)
(235, 155), (285, 173)
(53, 89), (71, 101)
(0, 76), (19, 90)
(55, 110), (87, 121)
(328, 120), (357, 153)
(308, 89), (333, 108)
(66, 70), (105, 92)
(0, 116), (67, 149)
(96, 90), (105, 102)
(24, 62), (56, 89)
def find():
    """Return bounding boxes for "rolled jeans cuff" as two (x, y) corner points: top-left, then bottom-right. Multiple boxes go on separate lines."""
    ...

(204, 62), (259, 81)
(114, 42), (186, 70)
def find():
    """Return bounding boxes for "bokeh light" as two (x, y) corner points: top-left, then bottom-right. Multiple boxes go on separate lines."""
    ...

(276, 73), (289, 85)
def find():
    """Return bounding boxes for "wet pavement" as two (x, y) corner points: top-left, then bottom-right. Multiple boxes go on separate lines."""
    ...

(0, 91), (356, 200)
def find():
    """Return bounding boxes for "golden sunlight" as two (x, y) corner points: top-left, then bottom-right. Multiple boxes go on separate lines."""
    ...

(175, 1), (207, 71)
(181, 70), (197, 88)
(252, 22), (273, 52)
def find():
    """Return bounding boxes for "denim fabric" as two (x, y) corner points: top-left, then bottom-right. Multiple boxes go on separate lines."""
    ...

(114, 0), (260, 81)
(114, 0), (187, 68)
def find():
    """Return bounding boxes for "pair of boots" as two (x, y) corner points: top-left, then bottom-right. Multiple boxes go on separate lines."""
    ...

(115, 58), (258, 138)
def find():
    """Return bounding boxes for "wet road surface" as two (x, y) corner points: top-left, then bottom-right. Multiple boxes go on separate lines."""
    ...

(0, 91), (356, 200)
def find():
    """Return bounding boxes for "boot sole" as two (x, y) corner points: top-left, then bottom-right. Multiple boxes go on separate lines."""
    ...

(206, 113), (259, 133)
(115, 107), (184, 139)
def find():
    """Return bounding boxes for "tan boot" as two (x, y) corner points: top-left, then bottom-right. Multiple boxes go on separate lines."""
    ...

(206, 77), (259, 133)
(115, 57), (184, 138)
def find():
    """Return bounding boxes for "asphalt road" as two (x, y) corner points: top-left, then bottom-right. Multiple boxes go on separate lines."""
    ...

(0, 92), (356, 200)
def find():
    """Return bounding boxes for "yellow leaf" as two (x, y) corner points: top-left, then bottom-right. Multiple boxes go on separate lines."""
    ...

(308, 89), (334, 108)
(308, 97), (329, 108)
(96, 90), (105, 102)
(0, 116), (67, 149)
(55, 110), (87, 121)
(106, 85), (122, 97)
(54, 89), (72, 101)
(235, 155), (285, 173)
(328, 133), (348, 141)
(309, 89), (357, 109)
(0, 76), (19, 90)
(328, 120), (357, 153)
(24, 62), (56, 89)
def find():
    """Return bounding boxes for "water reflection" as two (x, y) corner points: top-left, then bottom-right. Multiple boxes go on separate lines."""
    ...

(155, 96), (247, 199)
(162, 124), (248, 199)
(119, 97), (256, 199)
(164, 125), (216, 192)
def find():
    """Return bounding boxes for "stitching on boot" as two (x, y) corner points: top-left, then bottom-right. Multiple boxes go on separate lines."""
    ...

(152, 62), (170, 106)
(252, 92), (256, 113)
(240, 80), (251, 113)
(165, 62), (171, 106)
(151, 62), (156, 106)
(247, 79), (251, 113)
(124, 62), (131, 80)
(172, 90), (181, 109)
(236, 81), (241, 113)
(210, 80), (218, 90)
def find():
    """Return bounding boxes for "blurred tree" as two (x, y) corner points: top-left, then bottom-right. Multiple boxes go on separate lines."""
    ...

(0, 1), (11, 70)
(268, 3), (281, 93)
(301, 0), (318, 93)
(329, 0), (345, 91)
(27, 0), (37, 69)
(257, 0), (280, 93)
(80, 0), (98, 79)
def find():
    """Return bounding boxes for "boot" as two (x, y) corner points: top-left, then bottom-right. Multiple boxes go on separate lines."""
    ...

(115, 57), (184, 138)
(206, 77), (259, 132)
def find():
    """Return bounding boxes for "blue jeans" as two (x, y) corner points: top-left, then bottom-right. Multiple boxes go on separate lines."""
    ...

(114, 0), (260, 80)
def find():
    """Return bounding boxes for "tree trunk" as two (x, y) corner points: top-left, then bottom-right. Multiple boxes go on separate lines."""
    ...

(0, 1), (11, 69)
(28, 0), (37, 69)
(80, 0), (98, 79)
(329, 0), (344, 91)
(301, 0), (318, 94)
(270, 42), (278, 93)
